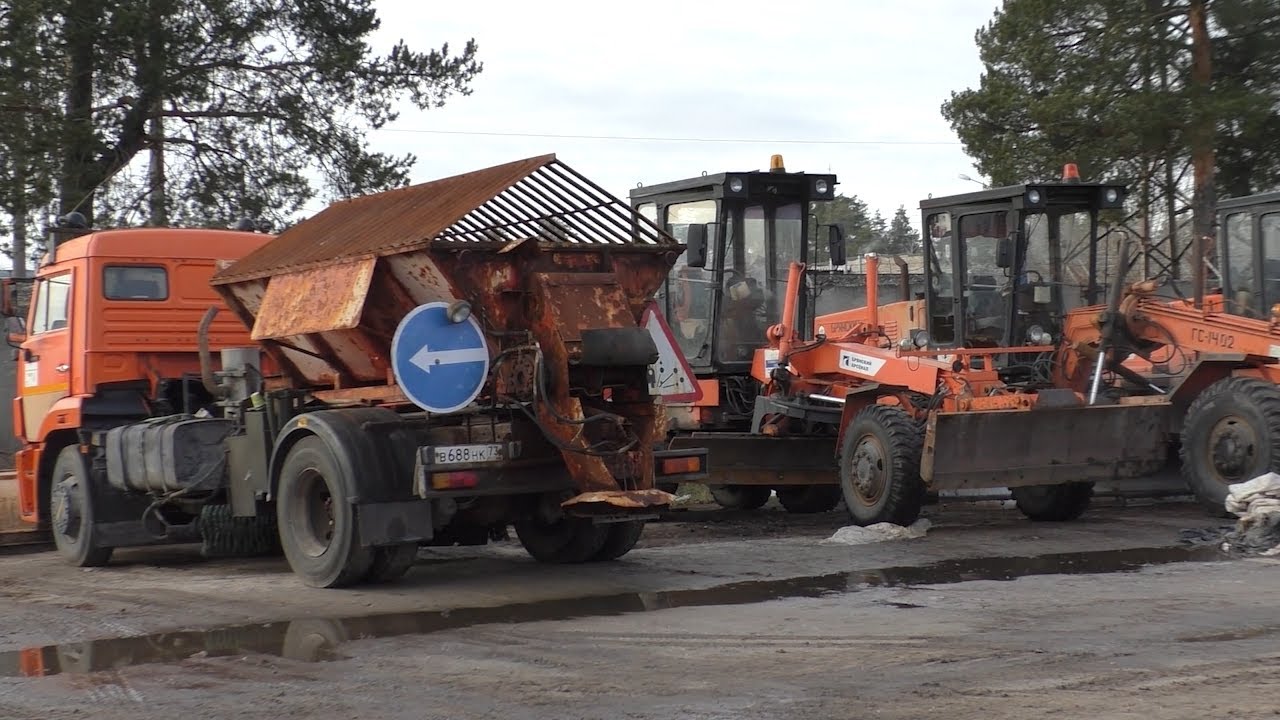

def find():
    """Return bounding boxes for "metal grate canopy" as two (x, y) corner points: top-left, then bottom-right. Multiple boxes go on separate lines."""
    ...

(213, 154), (676, 285)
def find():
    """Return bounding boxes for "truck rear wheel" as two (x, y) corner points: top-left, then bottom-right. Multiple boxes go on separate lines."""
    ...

(50, 445), (113, 567)
(365, 544), (418, 583)
(775, 485), (842, 513)
(514, 496), (609, 563)
(709, 485), (771, 510)
(589, 520), (645, 561)
(1010, 483), (1093, 521)
(276, 437), (373, 588)
(839, 404), (925, 527)
(1180, 376), (1280, 515)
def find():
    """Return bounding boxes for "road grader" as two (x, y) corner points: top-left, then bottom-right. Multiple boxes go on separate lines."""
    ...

(741, 165), (1280, 525)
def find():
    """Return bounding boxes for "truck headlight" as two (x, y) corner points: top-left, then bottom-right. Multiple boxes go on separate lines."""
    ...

(815, 179), (829, 195)
(728, 178), (744, 193)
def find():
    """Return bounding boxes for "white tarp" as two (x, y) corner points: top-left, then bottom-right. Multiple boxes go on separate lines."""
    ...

(1225, 472), (1280, 556)
(821, 519), (932, 546)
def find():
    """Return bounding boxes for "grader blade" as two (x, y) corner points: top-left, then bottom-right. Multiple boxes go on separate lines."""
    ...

(921, 402), (1171, 491)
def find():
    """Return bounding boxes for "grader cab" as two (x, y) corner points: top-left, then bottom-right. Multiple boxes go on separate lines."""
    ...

(629, 155), (848, 512)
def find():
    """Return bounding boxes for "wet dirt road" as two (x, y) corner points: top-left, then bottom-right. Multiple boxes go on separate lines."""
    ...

(0, 499), (1276, 719)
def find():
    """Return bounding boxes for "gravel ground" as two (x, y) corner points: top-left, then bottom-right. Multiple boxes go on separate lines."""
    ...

(0, 498), (1274, 719)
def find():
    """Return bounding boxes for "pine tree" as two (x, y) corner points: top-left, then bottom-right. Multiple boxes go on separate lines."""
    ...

(886, 205), (916, 255)
(0, 0), (483, 230)
(941, 0), (1280, 275)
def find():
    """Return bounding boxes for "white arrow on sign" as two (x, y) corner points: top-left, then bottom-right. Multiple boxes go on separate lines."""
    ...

(409, 345), (488, 373)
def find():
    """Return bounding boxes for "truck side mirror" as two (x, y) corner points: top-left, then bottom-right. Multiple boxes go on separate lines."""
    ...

(996, 232), (1017, 269)
(0, 277), (34, 320)
(685, 223), (709, 268)
(825, 224), (847, 266)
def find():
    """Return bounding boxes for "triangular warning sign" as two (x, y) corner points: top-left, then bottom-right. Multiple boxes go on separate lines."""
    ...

(641, 302), (703, 403)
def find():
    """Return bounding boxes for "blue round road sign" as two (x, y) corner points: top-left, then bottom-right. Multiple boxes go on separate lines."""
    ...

(391, 302), (490, 414)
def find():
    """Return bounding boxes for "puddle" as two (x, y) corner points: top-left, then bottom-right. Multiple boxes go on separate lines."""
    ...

(0, 545), (1225, 678)
(1177, 625), (1280, 643)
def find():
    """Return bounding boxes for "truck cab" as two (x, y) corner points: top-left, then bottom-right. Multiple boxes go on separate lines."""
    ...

(2, 225), (273, 528)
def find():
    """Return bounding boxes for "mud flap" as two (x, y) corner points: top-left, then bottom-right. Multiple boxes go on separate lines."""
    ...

(921, 402), (1171, 491)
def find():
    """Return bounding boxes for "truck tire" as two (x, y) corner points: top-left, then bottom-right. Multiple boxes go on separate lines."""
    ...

(839, 404), (925, 527)
(364, 543), (418, 583)
(709, 485), (771, 510)
(1180, 376), (1280, 515)
(775, 485), (842, 513)
(50, 445), (113, 567)
(1010, 483), (1093, 521)
(199, 503), (281, 558)
(276, 437), (374, 588)
(514, 509), (608, 564)
(589, 520), (645, 561)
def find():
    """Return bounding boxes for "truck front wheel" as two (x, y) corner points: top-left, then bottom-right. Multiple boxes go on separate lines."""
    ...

(276, 437), (373, 588)
(50, 445), (113, 567)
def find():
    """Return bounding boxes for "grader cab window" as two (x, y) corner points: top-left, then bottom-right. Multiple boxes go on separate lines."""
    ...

(960, 212), (1008, 347)
(1225, 212), (1257, 317)
(666, 200), (719, 362)
(925, 212), (956, 344)
(1262, 213), (1280, 312)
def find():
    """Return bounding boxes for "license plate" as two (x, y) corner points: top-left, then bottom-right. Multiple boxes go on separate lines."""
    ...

(431, 443), (505, 465)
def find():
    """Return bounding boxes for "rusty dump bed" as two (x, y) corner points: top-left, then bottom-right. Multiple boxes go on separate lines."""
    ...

(211, 154), (680, 391)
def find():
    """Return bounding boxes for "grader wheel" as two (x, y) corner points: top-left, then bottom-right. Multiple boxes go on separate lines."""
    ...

(838, 404), (925, 527)
(1010, 483), (1094, 522)
(775, 485), (842, 514)
(1180, 376), (1280, 515)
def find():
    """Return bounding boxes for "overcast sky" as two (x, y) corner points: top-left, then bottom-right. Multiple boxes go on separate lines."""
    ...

(358, 0), (1003, 225)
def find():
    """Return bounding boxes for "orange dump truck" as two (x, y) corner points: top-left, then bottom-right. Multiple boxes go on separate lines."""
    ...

(0, 155), (707, 587)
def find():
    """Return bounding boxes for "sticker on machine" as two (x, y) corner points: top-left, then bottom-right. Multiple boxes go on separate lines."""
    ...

(838, 350), (886, 377)
(23, 362), (37, 388)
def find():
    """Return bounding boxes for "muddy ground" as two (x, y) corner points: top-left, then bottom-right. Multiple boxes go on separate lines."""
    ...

(0, 497), (1276, 719)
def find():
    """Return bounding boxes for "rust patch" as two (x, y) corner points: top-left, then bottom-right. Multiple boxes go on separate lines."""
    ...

(561, 489), (675, 510)
(250, 258), (376, 340)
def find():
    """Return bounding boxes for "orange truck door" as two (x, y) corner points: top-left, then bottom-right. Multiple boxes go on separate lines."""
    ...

(19, 271), (73, 439)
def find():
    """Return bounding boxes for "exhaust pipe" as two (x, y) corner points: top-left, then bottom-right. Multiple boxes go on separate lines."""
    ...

(198, 306), (228, 399)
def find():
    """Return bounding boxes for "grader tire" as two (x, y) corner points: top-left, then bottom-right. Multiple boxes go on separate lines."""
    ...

(775, 485), (842, 514)
(1180, 376), (1280, 516)
(709, 485), (772, 510)
(1011, 483), (1094, 522)
(838, 404), (926, 527)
